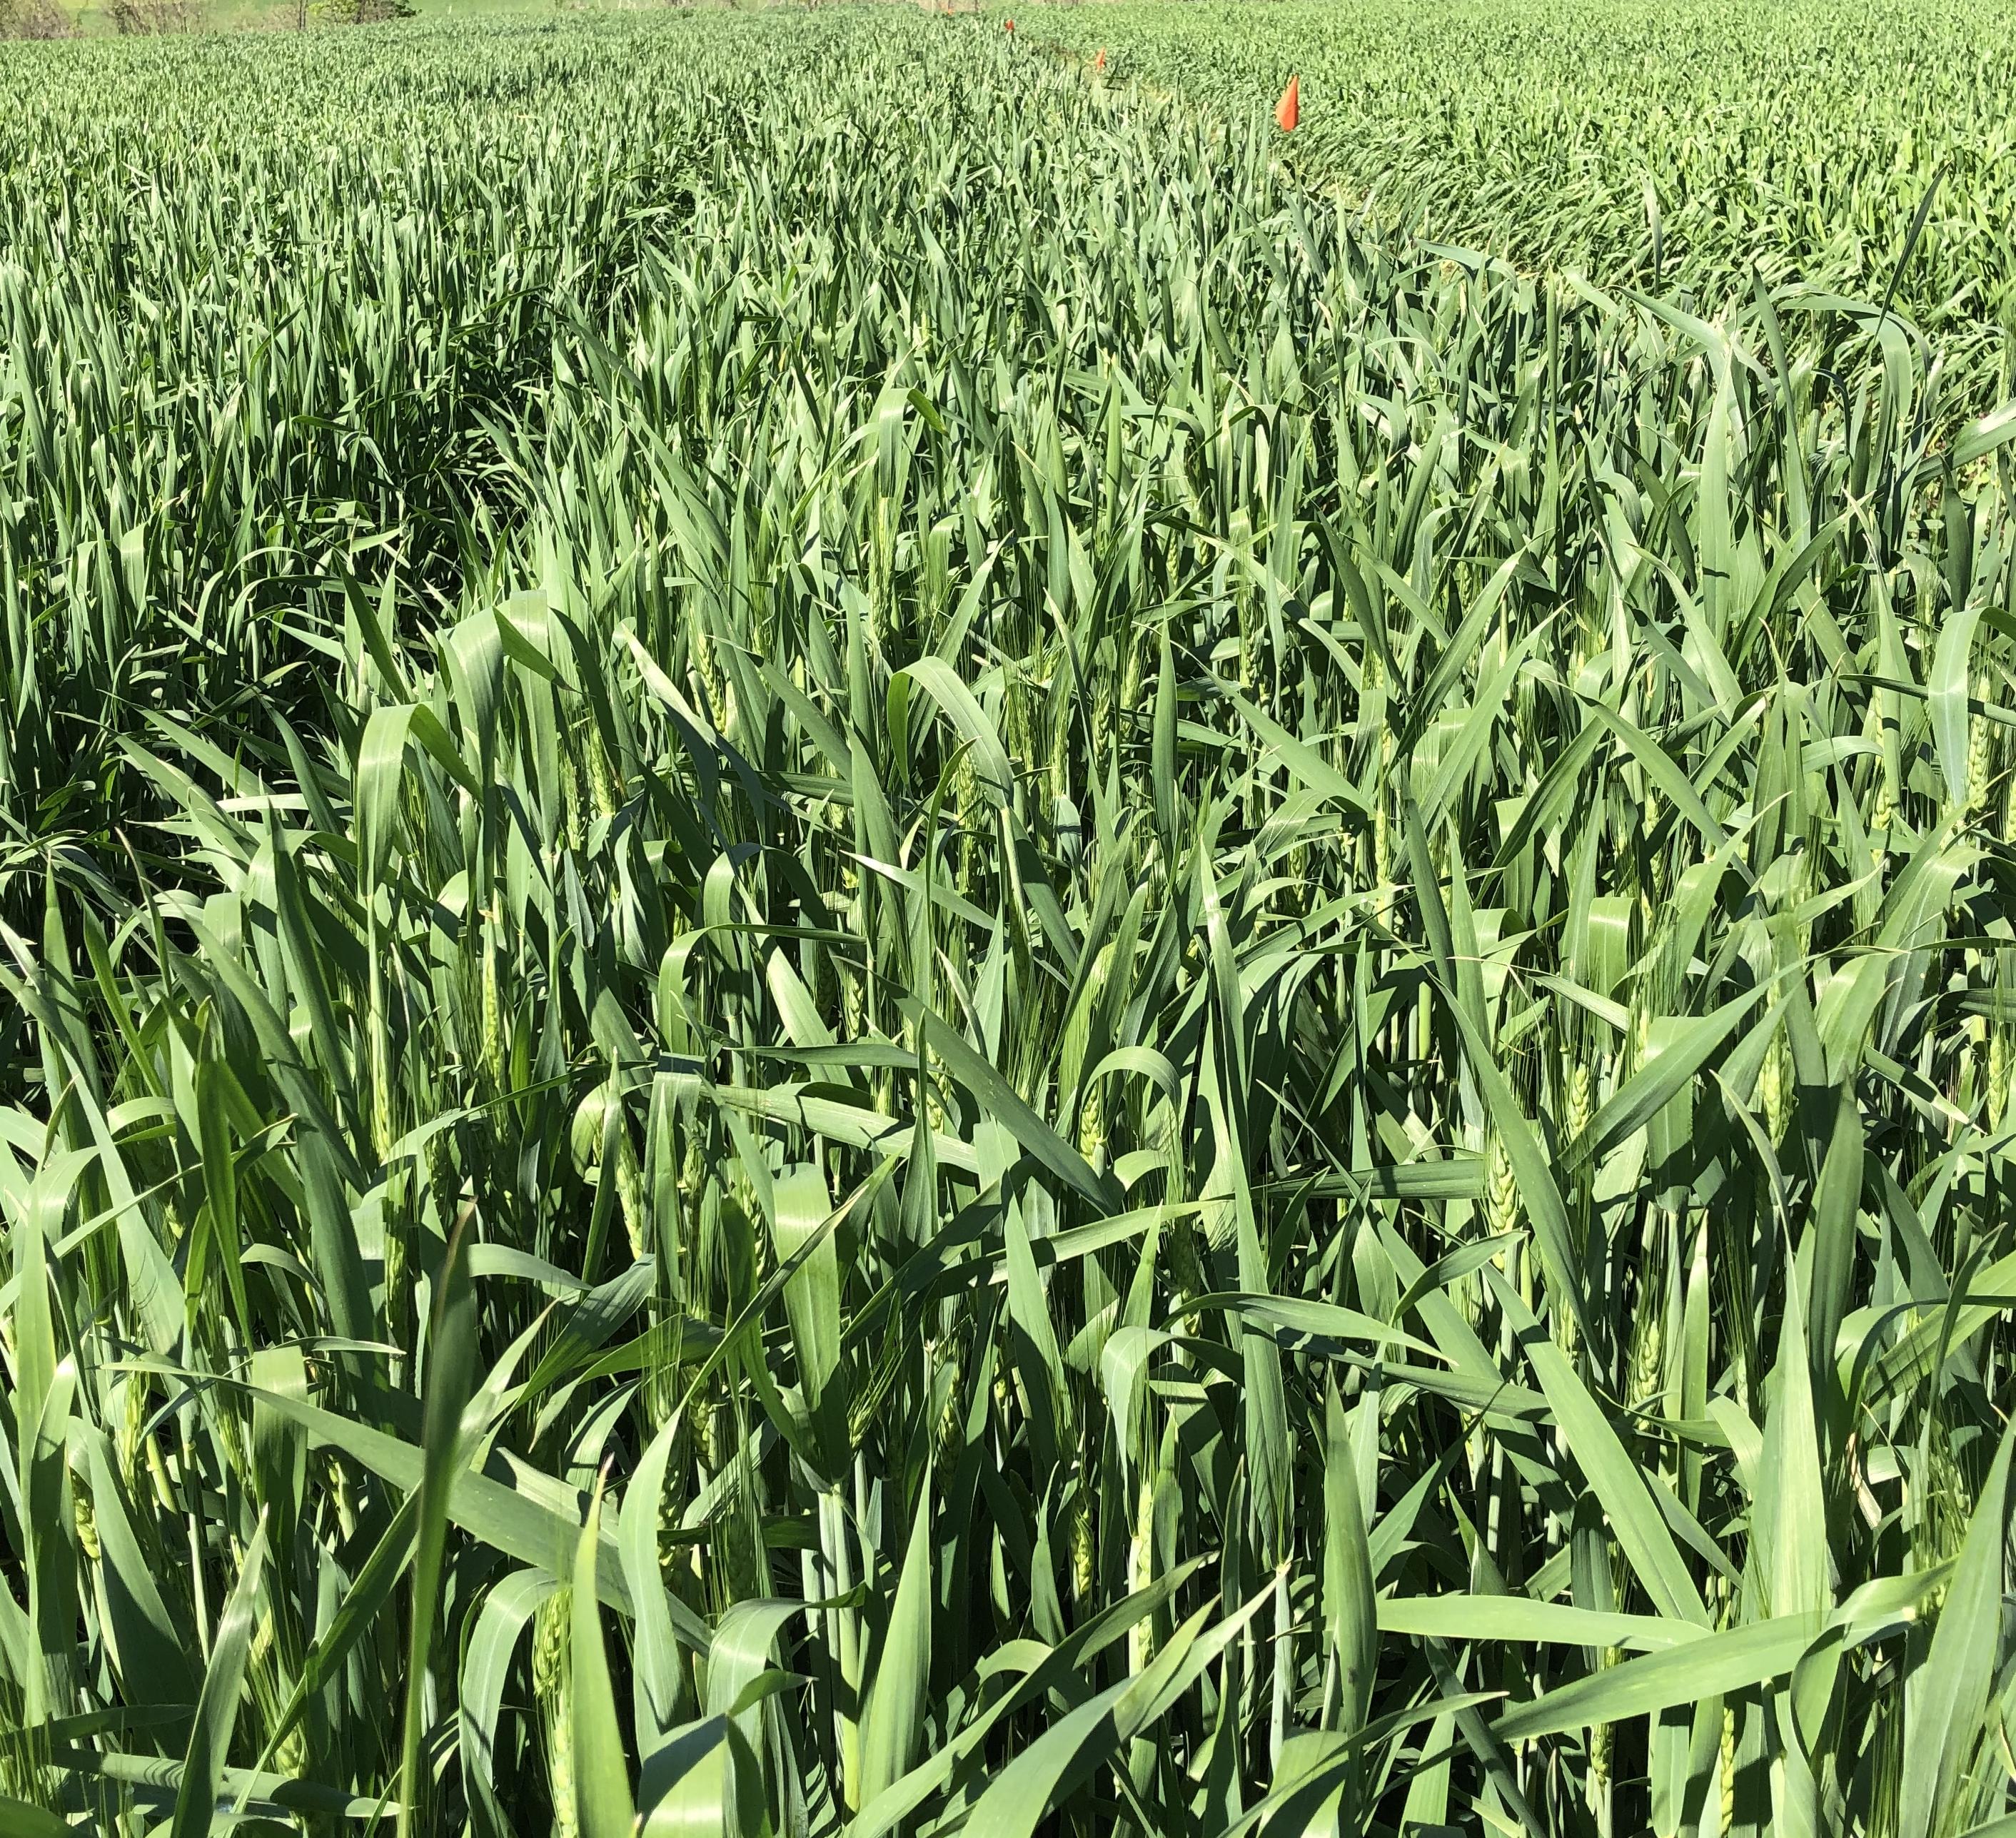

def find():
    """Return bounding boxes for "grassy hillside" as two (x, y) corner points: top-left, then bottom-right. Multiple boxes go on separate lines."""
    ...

(19, 0), (720, 43)
(0, 5), (2013, 1836)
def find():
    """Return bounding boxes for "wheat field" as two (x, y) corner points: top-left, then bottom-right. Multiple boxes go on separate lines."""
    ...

(1, 5), (2015, 1834)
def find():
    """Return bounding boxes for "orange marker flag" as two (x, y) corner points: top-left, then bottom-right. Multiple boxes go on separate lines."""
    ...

(1003, 15), (1014, 31)
(1094, 47), (1106, 69)
(1274, 75), (1299, 132)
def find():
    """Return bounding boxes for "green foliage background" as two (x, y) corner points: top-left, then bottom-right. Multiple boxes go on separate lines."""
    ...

(1, 5), (2015, 1834)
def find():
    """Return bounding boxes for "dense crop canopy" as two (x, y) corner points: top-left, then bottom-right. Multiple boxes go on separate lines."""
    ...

(1027, 0), (2016, 418)
(1, 6), (2015, 1836)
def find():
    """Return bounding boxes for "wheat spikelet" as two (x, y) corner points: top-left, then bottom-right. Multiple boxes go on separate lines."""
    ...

(533, 1587), (577, 1838)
